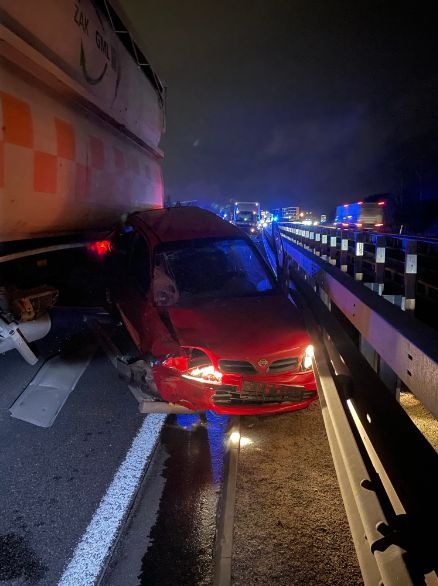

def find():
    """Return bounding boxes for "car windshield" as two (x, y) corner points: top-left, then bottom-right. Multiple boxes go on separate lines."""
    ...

(153, 238), (276, 306)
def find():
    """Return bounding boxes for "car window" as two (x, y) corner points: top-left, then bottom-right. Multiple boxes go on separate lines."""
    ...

(153, 238), (275, 306)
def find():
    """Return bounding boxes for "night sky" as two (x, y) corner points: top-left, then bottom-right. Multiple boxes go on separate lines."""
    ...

(120, 0), (438, 217)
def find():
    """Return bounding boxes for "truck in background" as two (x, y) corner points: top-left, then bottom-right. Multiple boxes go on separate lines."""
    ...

(333, 192), (438, 235)
(0, 0), (165, 362)
(334, 200), (386, 230)
(343, 193), (438, 236)
(232, 201), (261, 235)
(333, 194), (402, 232)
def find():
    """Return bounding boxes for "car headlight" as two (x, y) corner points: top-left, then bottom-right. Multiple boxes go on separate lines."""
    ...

(301, 344), (314, 371)
(162, 348), (222, 384)
(182, 365), (223, 385)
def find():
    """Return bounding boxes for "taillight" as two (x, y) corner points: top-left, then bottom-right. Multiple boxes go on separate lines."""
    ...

(87, 240), (111, 258)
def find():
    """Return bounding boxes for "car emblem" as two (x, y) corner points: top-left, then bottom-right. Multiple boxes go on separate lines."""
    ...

(258, 358), (268, 368)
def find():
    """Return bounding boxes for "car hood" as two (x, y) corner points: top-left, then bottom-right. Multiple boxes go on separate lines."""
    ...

(165, 294), (309, 360)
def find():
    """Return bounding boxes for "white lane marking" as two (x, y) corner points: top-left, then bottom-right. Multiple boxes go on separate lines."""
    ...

(58, 413), (166, 586)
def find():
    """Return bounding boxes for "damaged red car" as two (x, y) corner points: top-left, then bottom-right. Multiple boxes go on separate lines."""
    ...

(107, 207), (317, 415)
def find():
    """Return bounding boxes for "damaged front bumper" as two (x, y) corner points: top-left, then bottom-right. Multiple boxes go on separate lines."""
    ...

(152, 364), (317, 415)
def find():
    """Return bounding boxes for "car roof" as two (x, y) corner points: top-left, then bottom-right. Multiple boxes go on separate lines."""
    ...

(129, 206), (242, 243)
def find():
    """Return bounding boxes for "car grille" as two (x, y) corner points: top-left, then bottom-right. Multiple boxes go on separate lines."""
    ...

(218, 360), (256, 374)
(267, 357), (299, 373)
(212, 383), (316, 406)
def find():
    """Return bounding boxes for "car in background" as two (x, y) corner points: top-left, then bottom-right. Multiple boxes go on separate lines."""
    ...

(106, 206), (317, 415)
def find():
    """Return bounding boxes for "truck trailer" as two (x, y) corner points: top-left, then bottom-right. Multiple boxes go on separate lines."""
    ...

(0, 0), (165, 361)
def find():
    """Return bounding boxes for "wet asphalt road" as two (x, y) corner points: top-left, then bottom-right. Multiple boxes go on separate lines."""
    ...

(103, 413), (230, 586)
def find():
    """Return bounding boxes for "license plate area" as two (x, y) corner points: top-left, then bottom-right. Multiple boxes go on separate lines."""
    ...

(241, 381), (305, 401)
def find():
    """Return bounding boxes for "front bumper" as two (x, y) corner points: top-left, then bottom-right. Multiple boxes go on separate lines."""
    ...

(153, 365), (317, 415)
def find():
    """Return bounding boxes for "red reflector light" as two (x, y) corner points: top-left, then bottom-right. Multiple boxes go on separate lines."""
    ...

(378, 201), (385, 206)
(87, 240), (111, 257)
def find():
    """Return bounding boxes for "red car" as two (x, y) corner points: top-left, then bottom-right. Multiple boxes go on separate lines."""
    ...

(107, 207), (317, 415)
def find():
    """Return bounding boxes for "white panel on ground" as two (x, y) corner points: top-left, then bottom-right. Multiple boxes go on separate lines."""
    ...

(9, 345), (96, 427)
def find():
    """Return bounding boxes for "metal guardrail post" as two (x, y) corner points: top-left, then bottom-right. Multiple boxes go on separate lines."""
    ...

(329, 231), (338, 266)
(354, 232), (364, 281)
(314, 228), (322, 256)
(294, 227), (300, 244)
(304, 228), (310, 250)
(374, 235), (386, 295)
(340, 230), (349, 272)
(403, 239), (417, 312)
(308, 227), (315, 253)
(321, 229), (329, 260)
(294, 227), (300, 246)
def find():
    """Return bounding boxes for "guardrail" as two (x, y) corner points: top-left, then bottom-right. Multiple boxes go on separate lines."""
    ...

(278, 223), (438, 326)
(262, 228), (438, 584)
(264, 223), (438, 418)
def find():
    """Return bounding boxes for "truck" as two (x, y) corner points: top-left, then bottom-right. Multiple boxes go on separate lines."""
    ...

(232, 201), (261, 235)
(334, 201), (386, 230)
(0, 0), (165, 363)
(333, 194), (403, 232)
